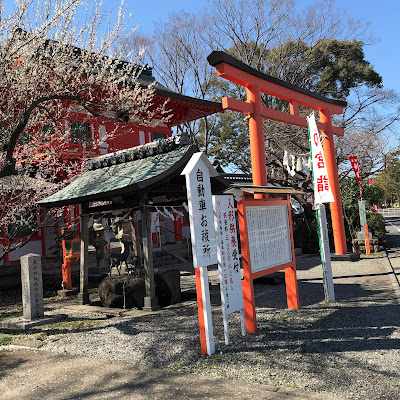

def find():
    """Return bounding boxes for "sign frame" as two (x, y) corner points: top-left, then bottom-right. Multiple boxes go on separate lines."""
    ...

(245, 205), (292, 273)
(237, 194), (299, 333)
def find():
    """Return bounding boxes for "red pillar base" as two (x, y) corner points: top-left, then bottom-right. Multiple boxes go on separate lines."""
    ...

(62, 260), (73, 290)
(285, 265), (299, 309)
(242, 278), (257, 333)
(195, 268), (207, 355)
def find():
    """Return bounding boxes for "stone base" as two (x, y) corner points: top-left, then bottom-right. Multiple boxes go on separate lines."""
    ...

(143, 296), (160, 311)
(0, 314), (66, 330)
(352, 238), (379, 254)
(294, 248), (302, 256)
(331, 252), (360, 262)
(77, 292), (90, 305)
(57, 288), (79, 297)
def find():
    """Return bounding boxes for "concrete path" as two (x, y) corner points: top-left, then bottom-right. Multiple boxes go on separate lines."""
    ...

(0, 347), (343, 400)
(383, 216), (400, 302)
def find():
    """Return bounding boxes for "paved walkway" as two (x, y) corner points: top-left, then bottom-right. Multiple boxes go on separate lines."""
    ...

(0, 347), (342, 400)
(1, 248), (400, 399)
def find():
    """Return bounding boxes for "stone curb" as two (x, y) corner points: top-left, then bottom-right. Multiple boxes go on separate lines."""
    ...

(383, 253), (400, 305)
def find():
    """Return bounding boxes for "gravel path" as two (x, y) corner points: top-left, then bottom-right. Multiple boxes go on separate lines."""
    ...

(7, 255), (400, 400)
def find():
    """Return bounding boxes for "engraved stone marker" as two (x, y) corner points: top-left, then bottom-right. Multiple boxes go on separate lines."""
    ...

(21, 253), (44, 320)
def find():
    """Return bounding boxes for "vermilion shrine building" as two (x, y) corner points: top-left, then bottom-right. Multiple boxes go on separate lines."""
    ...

(0, 64), (222, 267)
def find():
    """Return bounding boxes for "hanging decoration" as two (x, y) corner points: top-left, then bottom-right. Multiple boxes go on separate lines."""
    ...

(280, 147), (314, 176)
(163, 206), (175, 220)
(288, 155), (296, 176)
(283, 150), (289, 168)
(296, 157), (302, 172)
(171, 207), (184, 217)
(155, 206), (169, 219)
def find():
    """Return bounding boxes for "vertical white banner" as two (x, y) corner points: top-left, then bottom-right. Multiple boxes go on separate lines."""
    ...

(213, 195), (244, 315)
(308, 114), (336, 302)
(308, 114), (334, 204)
(182, 154), (217, 268)
(182, 152), (218, 355)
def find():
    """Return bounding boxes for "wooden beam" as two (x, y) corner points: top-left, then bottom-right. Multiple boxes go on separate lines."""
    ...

(221, 96), (344, 136)
(141, 203), (159, 311)
(78, 207), (90, 305)
(216, 63), (345, 115)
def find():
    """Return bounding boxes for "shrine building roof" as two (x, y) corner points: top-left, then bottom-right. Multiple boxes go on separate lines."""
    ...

(38, 135), (228, 208)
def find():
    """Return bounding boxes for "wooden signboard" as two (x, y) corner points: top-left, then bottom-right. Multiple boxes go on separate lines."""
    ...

(238, 195), (299, 333)
(246, 205), (292, 273)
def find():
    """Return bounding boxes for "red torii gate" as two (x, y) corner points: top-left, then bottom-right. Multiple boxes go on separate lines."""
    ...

(207, 51), (347, 255)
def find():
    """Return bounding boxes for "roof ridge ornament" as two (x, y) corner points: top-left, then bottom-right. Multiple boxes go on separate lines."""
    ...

(85, 134), (193, 171)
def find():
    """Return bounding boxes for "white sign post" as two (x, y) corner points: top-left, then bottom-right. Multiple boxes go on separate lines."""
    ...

(213, 195), (246, 345)
(317, 204), (335, 301)
(308, 114), (336, 302)
(181, 152), (218, 356)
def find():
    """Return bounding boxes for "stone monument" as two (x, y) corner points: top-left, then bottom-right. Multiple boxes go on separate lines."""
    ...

(0, 253), (65, 329)
(21, 253), (44, 320)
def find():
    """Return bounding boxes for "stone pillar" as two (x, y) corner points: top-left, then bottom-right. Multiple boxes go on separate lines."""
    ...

(21, 253), (44, 320)
(141, 205), (159, 311)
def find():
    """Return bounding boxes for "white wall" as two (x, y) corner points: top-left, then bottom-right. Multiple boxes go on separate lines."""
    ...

(8, 240), (42, 261)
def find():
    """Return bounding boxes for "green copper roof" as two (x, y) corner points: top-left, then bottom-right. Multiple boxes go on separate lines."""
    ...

(39, 145), (195, 207)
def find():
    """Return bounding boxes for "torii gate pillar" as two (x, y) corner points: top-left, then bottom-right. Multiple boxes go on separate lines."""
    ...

(247, 85), (268, 199)
(207, 51), (348, 255)
(319, 110), (347, 254)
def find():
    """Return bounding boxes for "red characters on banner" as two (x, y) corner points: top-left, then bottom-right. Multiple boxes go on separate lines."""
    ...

(308, 114), (334, 204)
(317, 175), (330, 193)
(314, 151), (325, 169)
(349, 155), (362, 197)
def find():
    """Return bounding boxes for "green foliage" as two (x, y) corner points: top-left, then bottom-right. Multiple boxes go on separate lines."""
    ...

(366, 212), (386, 245)
(293, 217), (320, 254)
(208, 111), (251, 172)
(374, 155), (400, 206)
(0, 331), (21, 345)
(303, 39), (382, 99)
(0, 319), (102, 346)
(207, 38), (382, 170)
(340, 178), (385, 243)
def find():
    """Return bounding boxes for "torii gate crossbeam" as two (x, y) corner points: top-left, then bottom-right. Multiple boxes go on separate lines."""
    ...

(207, 51), (348, 255)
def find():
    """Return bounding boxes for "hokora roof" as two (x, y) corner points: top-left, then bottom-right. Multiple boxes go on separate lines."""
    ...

(38, 137), (198, 208)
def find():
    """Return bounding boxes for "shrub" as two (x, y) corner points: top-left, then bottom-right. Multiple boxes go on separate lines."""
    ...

(366, 212), (386, 245)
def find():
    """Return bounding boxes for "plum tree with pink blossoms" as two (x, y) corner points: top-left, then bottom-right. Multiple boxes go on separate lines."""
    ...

(0, 0), (169, 261)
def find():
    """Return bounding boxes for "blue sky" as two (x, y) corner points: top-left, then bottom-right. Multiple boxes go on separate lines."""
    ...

(127, 0), (400, 96)
(4, 0), (399, 95)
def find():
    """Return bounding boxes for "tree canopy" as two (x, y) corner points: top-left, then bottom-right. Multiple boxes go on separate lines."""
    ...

(0, 0), (167, 261)
(125, 0), (399, 184)
(373, 154), (400, 206)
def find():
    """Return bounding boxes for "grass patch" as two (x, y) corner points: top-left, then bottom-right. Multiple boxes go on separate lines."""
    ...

(0, 328), (24, 346)
(0, 319), (102, 345)
(0, 311), (23, 321)
(28, 319), (103, 341)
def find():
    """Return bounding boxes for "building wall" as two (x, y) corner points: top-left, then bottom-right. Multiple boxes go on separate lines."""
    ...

(7, 240), (42, 262)
(2, 114), (174, 267)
